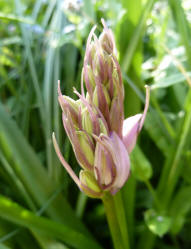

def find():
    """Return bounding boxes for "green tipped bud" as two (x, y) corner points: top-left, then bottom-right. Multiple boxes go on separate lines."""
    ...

(112, 69), (120, 97)
(82, 108), (94, 134)
(86, 93), (90, 102)
(80, 170), (103, 198)
(76, 98), (83, 107)
(88, 42), (96, 64)
(99, 31), (113, 55)
(82, 107), (108, 136)
(85, 65), (96, 88)
(76, 131), (95, 169)
(93, 85), (111, 108)
(92, 54), (101, 77)
(62, 95), (79, 112)
(99, 119), (108, 135)
(59, 96), (81, 127)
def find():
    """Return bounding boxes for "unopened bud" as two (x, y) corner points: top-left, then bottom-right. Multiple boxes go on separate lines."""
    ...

(94, 132), (130, 193)
(87, 42), (96, 66)
(112, 69), (121, 97)
(99, 31), (113, 55)
(82, 107), (108, 135)
(80, 170), (103, 198)
(61, 95), (79, 111)
(76, 131), (95, 169)
(59, 95), (80, 127)
(99, 119), (108, 135)
(109, 97), (124, 136)
(92, 53), (101, 77)
(94, 141), (114, 187)
(93, 85), (111, 108)
(82, 108), (94, 134)
(84, 65), (96, 89)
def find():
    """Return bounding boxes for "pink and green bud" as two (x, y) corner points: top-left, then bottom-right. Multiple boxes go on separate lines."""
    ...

(83, 65), (96, 96)
(79, 170), (103, 198)
(83, 20), (120, 91)
(57, 81), (83, 129)
(53, 133), (101, 198)
(99, 18), (116, 55)
(109, 97), (124, 137)
(52, 20), (150, 199)
(82, 107), (109, 136)
(92, 84), (111, 124)
(59, 95), (80, 127)
(62, 111), (94, 171)
(94, 132), (130, 194)
(76, 131), (95, 169)
(93, 85), (111, 108)
(98, 118), (108, 135)
(82, 108), (95, 134)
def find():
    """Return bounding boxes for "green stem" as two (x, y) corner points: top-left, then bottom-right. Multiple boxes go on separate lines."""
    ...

(137, 230), (155, 249)
(138, 90), (191, 249)
(102, 192), (130, 249)
(151, 96), (175, 138)
(161, 105), (191, 207)
(121, 0), (156, 72)
(113, 192), (130, 249)
(122, 177), (136, 247)
(144, 180), (162, 211)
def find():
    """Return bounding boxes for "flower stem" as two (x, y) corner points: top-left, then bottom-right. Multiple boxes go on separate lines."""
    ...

(102, 192), (130, 249)
(113, 191), (131, 249)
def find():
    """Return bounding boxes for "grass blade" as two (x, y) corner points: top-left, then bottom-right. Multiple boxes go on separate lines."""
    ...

(0, 195), (102, 249)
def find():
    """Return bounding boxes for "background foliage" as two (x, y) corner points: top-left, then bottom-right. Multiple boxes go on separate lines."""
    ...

(0, 0), (191, 248)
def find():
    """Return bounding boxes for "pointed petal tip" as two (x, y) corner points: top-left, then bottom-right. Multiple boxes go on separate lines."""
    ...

(122, 114), (142, 154)
(52, 132), (81, 188)
(58, 80), (62, 96)
(139, 85), (150, 131)
(87, 25), (97, 45)
(101, 18), (106, 27)
(73, 87), (77, 95)
(52, 132), (57, 145)
(52, 131), (55, 139)
(81, 67), (85, 97)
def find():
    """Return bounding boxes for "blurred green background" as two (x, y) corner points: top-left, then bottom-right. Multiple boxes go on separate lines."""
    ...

(0, 0), (191, 248)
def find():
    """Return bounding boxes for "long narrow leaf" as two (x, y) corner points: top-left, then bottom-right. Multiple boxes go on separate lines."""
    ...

(0, 103), (91, 235)
(0, 195), (102, 249)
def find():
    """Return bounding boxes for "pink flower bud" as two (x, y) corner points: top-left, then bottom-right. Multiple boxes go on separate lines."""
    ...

(79, 170), (103, 198)
(99, 19), (116, 56)
(52, 20), (150, 199)
(94, 132), (130, 194)
(122, 86), (150, 153)
(109, 97), (124, 137)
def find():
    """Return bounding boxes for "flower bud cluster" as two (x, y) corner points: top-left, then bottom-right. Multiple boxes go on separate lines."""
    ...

(53, 19), (150, 198)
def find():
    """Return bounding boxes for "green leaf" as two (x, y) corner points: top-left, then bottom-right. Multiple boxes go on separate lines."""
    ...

(151, 72), (191, 89)
(181, 151), (191, 184)
(170, 186), (191, 234)
(0, 243), (11, 249)
(32, 232), (69, 249)
(0, 12), (33, 24)
(0, 195), (102, 249)
(144, 111), (170, 157)
(131, 145), (152, 181)
(121, 0), (156, 72)
(168, 0), (191, 68)
(0, 103), (89, 235)
(83, 0), (95, 22)
(144, 209), (171, 237)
